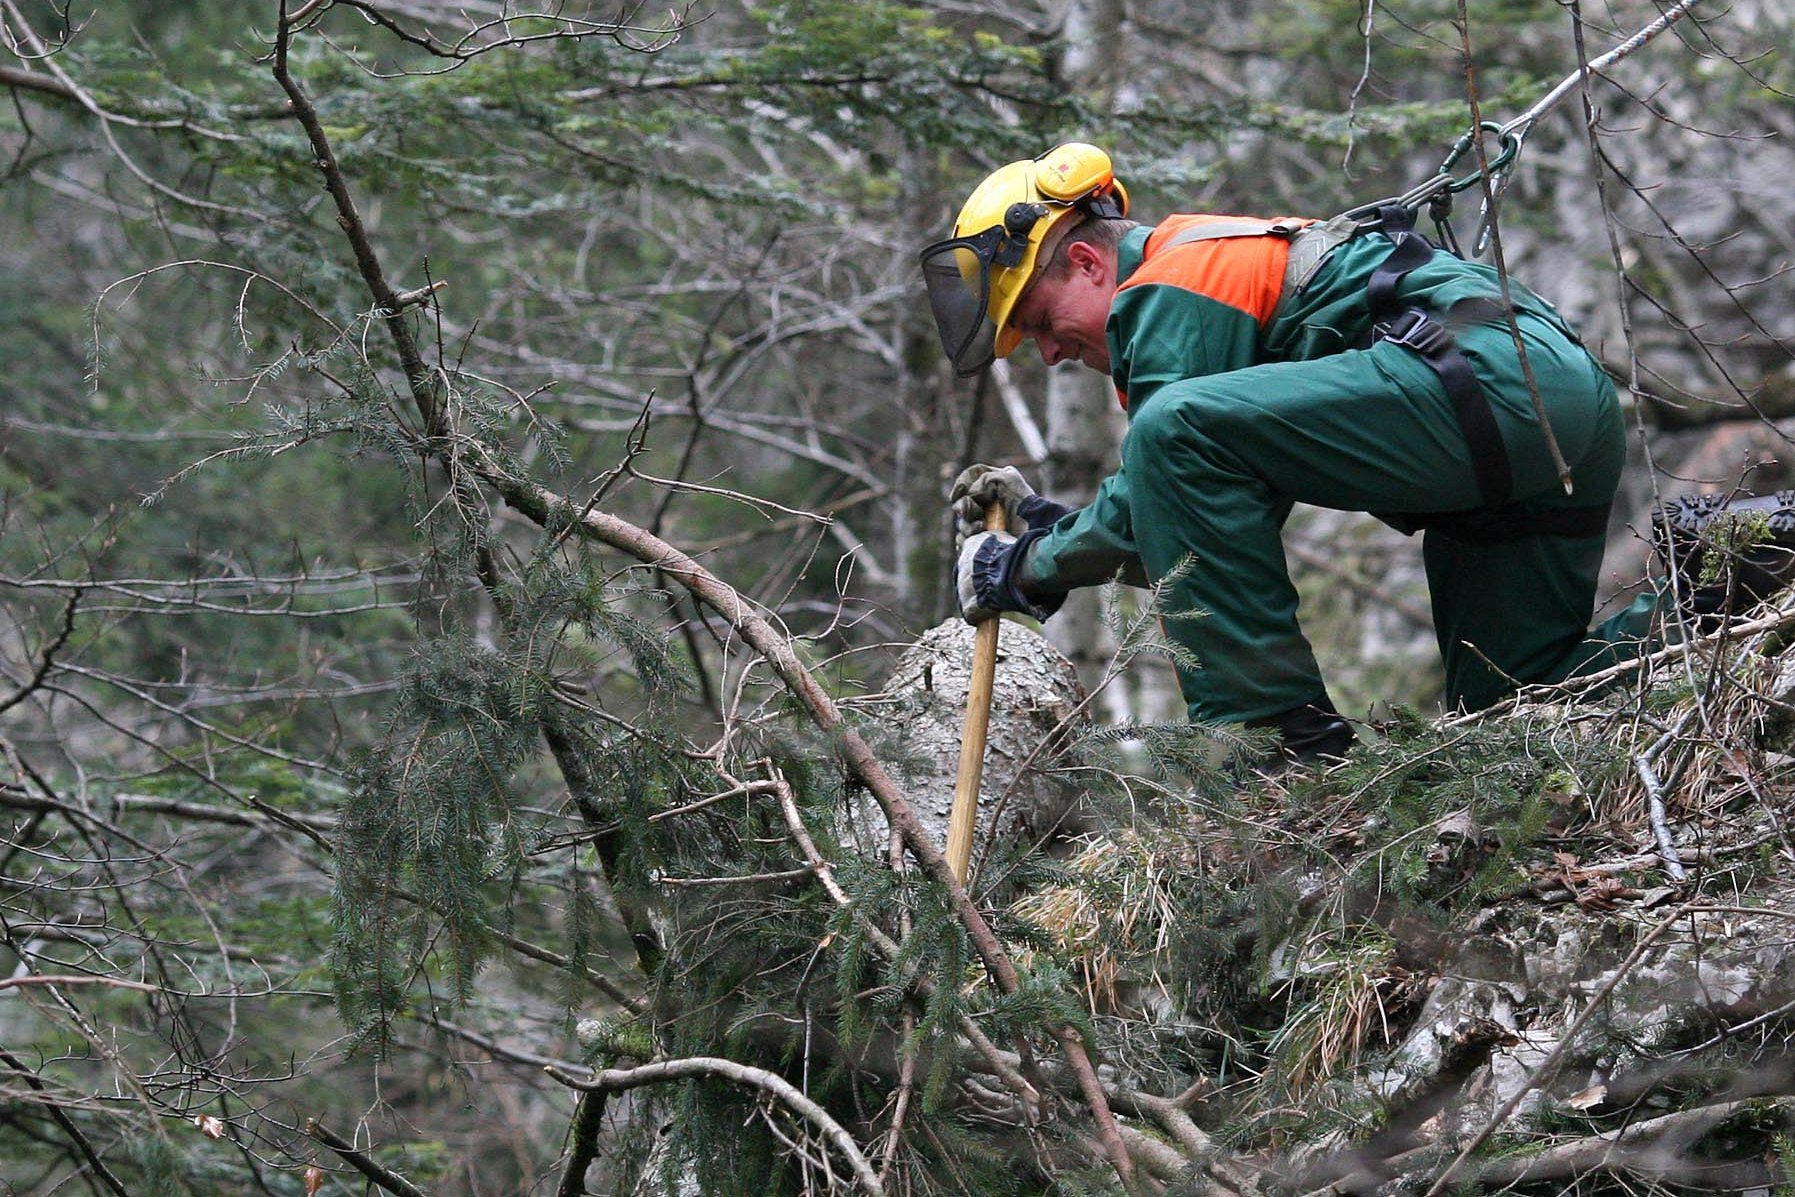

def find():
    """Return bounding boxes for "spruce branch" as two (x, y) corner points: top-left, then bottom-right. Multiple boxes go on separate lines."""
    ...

(764, 762), (1041, 1120)
(497, 476), (1135, 1187)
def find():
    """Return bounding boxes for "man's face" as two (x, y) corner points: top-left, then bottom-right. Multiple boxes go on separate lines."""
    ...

(1008, 240), (1117, 375)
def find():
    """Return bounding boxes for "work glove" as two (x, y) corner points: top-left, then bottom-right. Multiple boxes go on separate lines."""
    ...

(955, 528), (1064, 624)
(949, 464), (1073, 552)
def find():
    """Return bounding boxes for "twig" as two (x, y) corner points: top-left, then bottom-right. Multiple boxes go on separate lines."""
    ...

(655, 867), (811, 887)
(879, 821), (919, 1186)
(390, 280), (447, 310)
(1445, 604), (1795, 726)
(1632, 753), (1688, 881)
(1454, 0), (1573, 495)
(879, 1008), (918, 1183)
(1285, 540), (1433, 628)
(307, 1120), (432, 1197)
(545, 1056), (885, 1197)
(411, 1011), (593, 1078)
(1500, 0), (1705, 142)
(0, 974), (161, 995)
(271, 5), (437, 433)
(0, 583), (78, 716)
(626, 464), (833, 523)
(646, 779), (780, 823)
(0, 1048), (132, 1197)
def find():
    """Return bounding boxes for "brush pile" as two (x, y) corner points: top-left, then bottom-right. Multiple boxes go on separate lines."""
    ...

(993, 588), (1795, 1195)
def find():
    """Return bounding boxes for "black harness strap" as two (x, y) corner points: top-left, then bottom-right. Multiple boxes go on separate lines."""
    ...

(1399, 501), (1610, 544)
(1365, 205), (1437, 324)
(1366, 204), (1514, 511)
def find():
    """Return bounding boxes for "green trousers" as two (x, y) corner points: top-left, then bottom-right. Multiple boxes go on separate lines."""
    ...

(1121, 311), (1632, 721)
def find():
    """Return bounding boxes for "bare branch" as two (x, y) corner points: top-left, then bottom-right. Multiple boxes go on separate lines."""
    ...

(307, 1120), (433, 1197)
(0, 1048), (132, 1197)
(545, 1055), (885, 1197)
(0, 584), (78, 716)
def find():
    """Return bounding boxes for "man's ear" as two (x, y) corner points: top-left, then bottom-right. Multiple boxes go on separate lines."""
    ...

(1064, 239), (1113, 286)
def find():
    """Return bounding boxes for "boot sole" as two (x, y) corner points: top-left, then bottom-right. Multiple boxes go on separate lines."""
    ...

(1653, 490), (1795, 541)
(1653, 491), (1795, 618)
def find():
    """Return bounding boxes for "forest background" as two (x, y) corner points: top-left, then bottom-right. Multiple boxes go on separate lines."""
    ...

(3, 0), (1794, 1194)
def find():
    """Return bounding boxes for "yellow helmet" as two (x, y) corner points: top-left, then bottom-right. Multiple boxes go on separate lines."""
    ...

(919, 143), (1129, 377)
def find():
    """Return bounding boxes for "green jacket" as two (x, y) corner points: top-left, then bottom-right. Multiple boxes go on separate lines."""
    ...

(1025, 219), (1577, 594)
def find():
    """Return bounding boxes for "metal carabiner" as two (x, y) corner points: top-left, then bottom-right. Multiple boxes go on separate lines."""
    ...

(1473, 124), (1528, 256)
(1438, 120), (1524, 194)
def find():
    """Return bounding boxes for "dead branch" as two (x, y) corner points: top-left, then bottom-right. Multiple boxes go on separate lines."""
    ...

(0, 61), (72, 100)
(0, 974), (160, 995)
(0, 1047), (131, 1197)
(555, 1088), (607, 1197)
(1470, 1096), (1795, 1187)
(0, 583), (78, 716)
(1633, 752), (1689, 881)
(307, 1119), (433, 1197)
(545, 1056), (885, 1197)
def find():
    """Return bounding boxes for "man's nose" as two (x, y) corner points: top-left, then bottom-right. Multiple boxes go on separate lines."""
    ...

(1035, 335), (1066, 367)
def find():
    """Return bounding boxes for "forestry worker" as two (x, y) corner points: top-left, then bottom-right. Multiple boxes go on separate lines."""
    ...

(920, 142), (1646, 760)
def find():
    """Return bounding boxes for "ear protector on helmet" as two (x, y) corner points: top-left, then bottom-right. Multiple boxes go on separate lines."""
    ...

(1033, 142), (1129, 217)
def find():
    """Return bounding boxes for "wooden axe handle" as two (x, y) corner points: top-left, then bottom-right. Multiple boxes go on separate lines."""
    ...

(946, 502), (1006, 886)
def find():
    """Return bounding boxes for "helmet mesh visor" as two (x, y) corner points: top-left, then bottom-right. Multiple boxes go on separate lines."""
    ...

(921, 243), (997, 377)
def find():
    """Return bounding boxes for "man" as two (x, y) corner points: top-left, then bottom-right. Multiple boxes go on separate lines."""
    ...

(920, 142), (1641, 759)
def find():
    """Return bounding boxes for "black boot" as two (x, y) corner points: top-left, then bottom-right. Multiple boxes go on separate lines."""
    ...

(1245, 695), (1355, 764)
(1653, 491), (1795, 623)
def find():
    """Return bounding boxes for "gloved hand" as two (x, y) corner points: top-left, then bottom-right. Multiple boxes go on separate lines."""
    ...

(955, 528), (1063, 624)
(949, 463), (1073, 551)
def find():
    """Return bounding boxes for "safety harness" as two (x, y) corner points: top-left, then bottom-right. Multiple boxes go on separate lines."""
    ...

(1356, 204), (1610, 542)
(1156, 206), (1610, 544)
(1362, 204), (1510, 509)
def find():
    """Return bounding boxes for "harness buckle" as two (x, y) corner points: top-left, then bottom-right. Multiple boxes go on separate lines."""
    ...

(1376, 308), (1452, 358)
